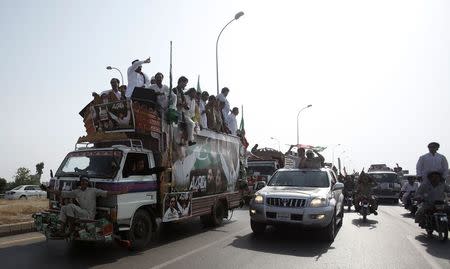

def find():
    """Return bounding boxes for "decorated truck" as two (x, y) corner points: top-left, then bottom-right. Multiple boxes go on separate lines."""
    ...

(242, 147), (283, 202)
(34, 96), (246, 250)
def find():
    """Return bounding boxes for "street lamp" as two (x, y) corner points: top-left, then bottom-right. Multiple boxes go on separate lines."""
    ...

(270, 137), (281, 152)
(331, 144), (341, 168)
(296, 104), (312, 145)
(106, 66), (124, 86)
(216, 11), (245, 95)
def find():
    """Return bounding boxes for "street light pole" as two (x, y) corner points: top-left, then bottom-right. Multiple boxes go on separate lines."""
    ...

(106, 66), (124, 86)
(331, 144), (341, 168)
(296, 104), (312, 145)
(270, 137), (281, 152)
(216, 11), (244, 95)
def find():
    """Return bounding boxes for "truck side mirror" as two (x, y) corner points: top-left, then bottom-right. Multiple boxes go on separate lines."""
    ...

(254, 181), (267, 191)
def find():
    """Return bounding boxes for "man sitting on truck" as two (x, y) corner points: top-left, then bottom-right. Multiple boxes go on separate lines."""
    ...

(45, 176), (127, 236)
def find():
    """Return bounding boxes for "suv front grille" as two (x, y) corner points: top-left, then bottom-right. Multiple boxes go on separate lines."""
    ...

(266, 197), (306, 207)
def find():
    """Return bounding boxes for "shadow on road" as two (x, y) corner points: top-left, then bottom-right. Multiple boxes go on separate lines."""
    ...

(0, 217), (237, 269)
(351, 218), (378, 229)
(229, 225), (335, 259)
(414, 234), (450, 261)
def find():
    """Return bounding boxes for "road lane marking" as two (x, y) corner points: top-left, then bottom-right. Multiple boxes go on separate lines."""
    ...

(406, 236), (442, 269)
(149, 227), (250, 269)
(0, 235), (45, 246)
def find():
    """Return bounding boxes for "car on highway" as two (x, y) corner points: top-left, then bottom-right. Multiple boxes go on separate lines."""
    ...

(4, 185), (47, 200)
(249, 168), (345, 242)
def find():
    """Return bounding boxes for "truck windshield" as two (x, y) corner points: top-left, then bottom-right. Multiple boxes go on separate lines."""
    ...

(247, 165), (276, 176)
(369, 173), (399, 183)
(55, 150), (122, 179)
(268, 171), (330, 188)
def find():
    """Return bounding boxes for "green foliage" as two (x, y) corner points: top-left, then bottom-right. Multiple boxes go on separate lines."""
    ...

(14, 167), (33, 185)
(0, 178), (6, 193)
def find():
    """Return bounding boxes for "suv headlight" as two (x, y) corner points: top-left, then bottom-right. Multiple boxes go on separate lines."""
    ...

(310, 197), (328, 207)
(254, 195), (264, 204)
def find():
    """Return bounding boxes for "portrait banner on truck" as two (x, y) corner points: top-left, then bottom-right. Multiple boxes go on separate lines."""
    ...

(171, 130), (241, 198)
(162, 192), (192, 222)
(91, 100), (135, 133)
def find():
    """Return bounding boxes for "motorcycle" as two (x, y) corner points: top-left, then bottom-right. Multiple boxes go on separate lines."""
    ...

(358, 196), (371, 222)
(403, 191), (417, 215)
(344, 191), (353, 212)
(423, 201), (448, 241)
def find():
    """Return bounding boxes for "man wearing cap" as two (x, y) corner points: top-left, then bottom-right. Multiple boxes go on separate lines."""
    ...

(126, 57), (151, 98)
(416, 142), (448, 185)
(299, 149), (325, 169)
(46, 176), (127, 236)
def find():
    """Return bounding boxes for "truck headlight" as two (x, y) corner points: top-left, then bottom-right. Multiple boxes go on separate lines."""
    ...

(254, 195), (264, 204)
(310, 197), (327, 207)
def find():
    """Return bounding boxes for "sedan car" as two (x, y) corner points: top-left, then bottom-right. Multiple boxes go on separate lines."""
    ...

(4, 185), (47, 200)
(249, 168), (344, 242)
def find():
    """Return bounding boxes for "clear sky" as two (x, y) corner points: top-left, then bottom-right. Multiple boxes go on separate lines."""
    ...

(1, 0), (449, 181)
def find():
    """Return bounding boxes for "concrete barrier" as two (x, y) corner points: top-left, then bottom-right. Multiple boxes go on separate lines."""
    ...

(0, 221), (35, 237)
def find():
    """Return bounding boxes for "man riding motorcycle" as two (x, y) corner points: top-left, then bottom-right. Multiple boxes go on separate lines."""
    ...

(414, 171), (450, 227)
(344, 175), (355, 196)
(401, 176), (419, 205)
(353, 171), (378, 215)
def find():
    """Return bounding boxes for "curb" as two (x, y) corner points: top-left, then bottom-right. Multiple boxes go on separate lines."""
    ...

(0, 221), (36, 237)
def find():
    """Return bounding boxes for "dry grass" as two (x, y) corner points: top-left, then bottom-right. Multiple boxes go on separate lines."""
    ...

(0, 198), (48, 225)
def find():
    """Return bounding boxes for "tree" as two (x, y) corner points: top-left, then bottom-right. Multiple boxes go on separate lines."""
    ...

(33, 162), (45, 184)
(0, 178), (6, 193)
(14, 167), (33, 185)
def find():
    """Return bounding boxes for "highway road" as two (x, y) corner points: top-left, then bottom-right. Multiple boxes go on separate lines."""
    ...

(0, 204), (449, 269)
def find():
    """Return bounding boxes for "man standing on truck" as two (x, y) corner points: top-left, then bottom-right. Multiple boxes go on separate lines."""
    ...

(299, 149), (324, 169)
(45, 176), (127, 236)
(126, 57), (151, 98)
(416, 142), (448, 185)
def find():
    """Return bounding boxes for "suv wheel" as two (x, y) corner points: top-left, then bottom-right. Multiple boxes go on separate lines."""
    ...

(324, 214), (336, 243)
(250, 219), (266, 235)
(19, 195), (27, 200)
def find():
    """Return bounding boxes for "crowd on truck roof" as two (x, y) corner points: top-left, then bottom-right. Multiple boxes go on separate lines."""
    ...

(90, 57), (242, 146)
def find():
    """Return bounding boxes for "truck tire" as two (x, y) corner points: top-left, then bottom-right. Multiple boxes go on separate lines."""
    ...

(250, 219), (266, 235)
(128, 209), (153, 250)
(211, 202), (225, 227)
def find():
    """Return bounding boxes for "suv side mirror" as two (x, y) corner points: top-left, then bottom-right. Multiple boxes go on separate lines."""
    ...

(332, 182), (344, 191)
(254, 181), (267, 191)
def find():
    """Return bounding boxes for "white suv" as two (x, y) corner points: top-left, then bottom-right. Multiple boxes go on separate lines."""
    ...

(4, 185), (47, 200)
(249, 168), (345, 242)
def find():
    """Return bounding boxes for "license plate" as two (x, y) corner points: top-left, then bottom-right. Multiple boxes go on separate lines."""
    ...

(277, 212), (290, 220)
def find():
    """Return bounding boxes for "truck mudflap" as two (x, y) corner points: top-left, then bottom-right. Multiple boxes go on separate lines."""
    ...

(33, 211), (114, 243)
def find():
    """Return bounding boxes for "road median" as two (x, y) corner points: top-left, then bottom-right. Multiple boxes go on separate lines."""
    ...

(0, 221), (36, 237)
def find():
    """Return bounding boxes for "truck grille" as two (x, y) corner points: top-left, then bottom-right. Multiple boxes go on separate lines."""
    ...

(266, 197), (306, 207)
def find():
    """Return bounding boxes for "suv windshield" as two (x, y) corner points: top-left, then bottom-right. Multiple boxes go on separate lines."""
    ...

(55, 150), (122, 179)
(268, 170), (330, 188)
(369, 173), (399, 183)
(248, 165), (276, 176)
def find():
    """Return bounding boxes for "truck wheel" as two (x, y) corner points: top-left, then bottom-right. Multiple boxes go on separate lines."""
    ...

(324, 214), (336, 243)
(128, 209), (153, 250)
(211, 202), (225, 227)
(250, 220), (266, 235)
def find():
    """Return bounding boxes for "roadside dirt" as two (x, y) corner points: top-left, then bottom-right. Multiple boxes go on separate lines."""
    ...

(0, 198), (48, 225)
